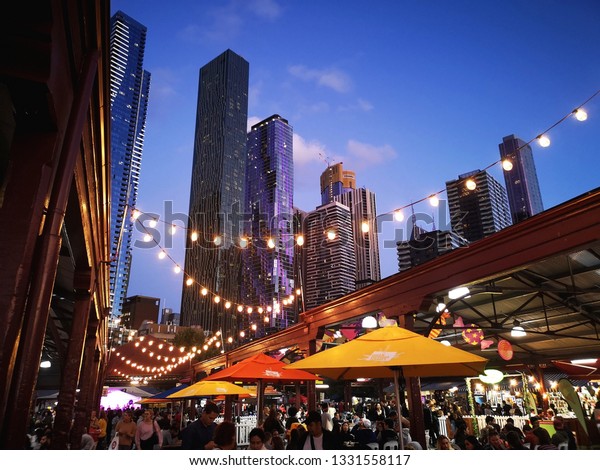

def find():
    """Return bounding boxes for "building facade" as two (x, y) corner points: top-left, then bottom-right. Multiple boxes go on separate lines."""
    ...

(121, 295), (160, 331)
(446, 170), (512, 242)
(304, 202), (356, 310)
(397, 228), (468, 272)
(109, 11), (151, 318)
(334, 187), (381, 288)
(499, 134), (544, 223)
(243, 115), (295, 335)
(320, 162), (356, 205)
(181, 50), (249, 336)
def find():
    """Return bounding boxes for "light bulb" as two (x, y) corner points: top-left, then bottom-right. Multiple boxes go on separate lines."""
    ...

(502, 159), (513, 171)
(191, 231), (199, 242)
(237, 305), (243, 313)
(327, 230), (336, 240)
(465, 179), (477, 190)
(247, 307), (253, 314)
(174, 266), (181, 274)
(213, 235), (222, 246)
(225, 301), (231, 309)
(429, 195), (440, 207)
(201, 287), (208, 296)
(296, 235), (305, 246)
(158, 251), (166, 259)
(267, 238), (275, 249)
(394, 210), (404, 222)
(149, 219), (158, 228)
(361, 221), (369, 233)
(143, 234), (152, 242)
(538, 135), (550, 147)
(131, 209), (141, 220)
(239, 237), (248, 248)
(574, 108), (587, 121)
(214, 295), (220, 303)
(186, 278), (194, 286)
(169, 225), (177, 234)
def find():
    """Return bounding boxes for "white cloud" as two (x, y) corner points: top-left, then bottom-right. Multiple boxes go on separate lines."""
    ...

(338, 98), (374, 112)
(293, 133), (328, 166)
(249, 0), (282, 20)
(247, 116), (262, 131)
(288, 65), (352, 93)
(345, 139), (397, 168)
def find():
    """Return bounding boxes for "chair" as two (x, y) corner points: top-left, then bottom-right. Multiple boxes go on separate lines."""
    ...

(383, 440), (399, 450)
(366, 442), (379, 450)
(557, 442), (568, 450)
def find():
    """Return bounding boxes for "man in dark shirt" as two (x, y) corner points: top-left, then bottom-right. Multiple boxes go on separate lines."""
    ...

(180, 402), (219, 450)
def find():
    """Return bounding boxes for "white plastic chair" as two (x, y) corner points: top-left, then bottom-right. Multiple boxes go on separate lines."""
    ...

(383, 440), (399, 450)
(557, 442), (568, 450)
(366, 442), (379, 450)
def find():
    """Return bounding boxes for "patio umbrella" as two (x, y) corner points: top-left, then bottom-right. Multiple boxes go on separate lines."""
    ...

(202, 353), (319, 423)
(137, 383), (190, 404)
(284, 326), (488, 449)
(166, 380), (255, 399)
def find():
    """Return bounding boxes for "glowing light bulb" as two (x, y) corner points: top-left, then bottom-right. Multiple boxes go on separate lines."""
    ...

(225, 301), (231, 309)
(201, 287), (208, 296)
(149, 219), (158, 228)
(502, 159), (513, 171)
(574, 108), (587, 121)
(247, 307), (253, 314)
(264, 316), (269, 323)
(240, 331), (245, 338)
(158, 251), (166, 259)
(143, 234), (152, 242)
(228, 337), (233, 343)
(251, 324), (257, 331)
(361, 221), (369, 233)
(295, 288), (301, 296)
(327, 230), (336, 240)
(429, 195), (440, 207)
(394, 210), (404, 222)
(258, 307), (263, 314)
(296, 235), (305, 246)
(213, 235), (222, 246)
(237, 305), (243, 313)
(170, 224), (177, 234)
(239, 237), (248, 248)
(190, 231), (198, 242)
(214, 295), (220, 303)
(538, 135), (550, 147)
(267, 238), (275, 249)
(132, 209), (141, 219)
(186, 278), (194, 286)
(174, 266), (181, 274)
(465, 179), (476, 190)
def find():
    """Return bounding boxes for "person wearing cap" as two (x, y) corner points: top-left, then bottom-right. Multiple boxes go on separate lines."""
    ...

(299, 410), (339, 450)
(353, 418), (377, 449)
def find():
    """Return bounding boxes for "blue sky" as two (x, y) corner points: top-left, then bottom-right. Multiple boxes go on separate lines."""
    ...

(112, 0), (600, 312)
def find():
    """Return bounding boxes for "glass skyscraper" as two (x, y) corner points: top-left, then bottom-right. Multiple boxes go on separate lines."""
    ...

(242, 115), (295, 335)
(109, 11), (150, 318)
(446, 170), (512, 243)
(181, 50), (249, 336)
(499, 134), (544, 223)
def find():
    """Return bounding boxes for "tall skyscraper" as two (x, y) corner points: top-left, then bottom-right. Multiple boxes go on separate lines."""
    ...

(499, 134), (544, 223)
(446, 170), (511, 242)
(304, 202), (356, 310)
(181, 50), (249, 335)
(320, 162), (356, 205)
(243, 115), (295, 334)
(109, 11), (151, 318)
(334, 188), (381, 288)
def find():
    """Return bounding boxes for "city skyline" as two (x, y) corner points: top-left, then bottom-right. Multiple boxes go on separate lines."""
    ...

(112, 0), (600, 313)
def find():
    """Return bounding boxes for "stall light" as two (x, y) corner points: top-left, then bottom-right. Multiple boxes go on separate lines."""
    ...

(448, 286), (470, 299)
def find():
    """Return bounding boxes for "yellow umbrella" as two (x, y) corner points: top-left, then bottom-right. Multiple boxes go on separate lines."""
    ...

(166, 380), (255, 399)
(284, 326), (488, 449)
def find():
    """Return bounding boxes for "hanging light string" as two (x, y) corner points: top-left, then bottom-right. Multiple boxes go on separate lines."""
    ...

(136, 220), (296, 344)
(131, 89), (599, 238)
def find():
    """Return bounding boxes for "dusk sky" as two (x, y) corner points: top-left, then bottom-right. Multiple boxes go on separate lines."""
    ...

(112, 0), (600, 313)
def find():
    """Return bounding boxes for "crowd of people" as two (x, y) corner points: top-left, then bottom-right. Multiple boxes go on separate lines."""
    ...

(25, 389), (600, 450)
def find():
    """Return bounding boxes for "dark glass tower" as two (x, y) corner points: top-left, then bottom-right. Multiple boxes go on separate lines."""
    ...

(242, 115), (295, 336)
(446, 170), (512, 243)
(109, 11), (151, 318)
(499, 134), (544, 223)
(181, 50), (249, 336)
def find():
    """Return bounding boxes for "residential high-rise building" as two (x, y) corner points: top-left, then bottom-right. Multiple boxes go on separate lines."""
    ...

(121, 295), (160, 331)
(109, 11), (151, 318)
(181, 50), (249, 336)
(304, 202), (356, 310)
(499, 134), (544, 223)
(446, 170), (512, 242)
(334, 187), (381, 288)
(242, 115), (295, 335)
(320, 162), (356, 205)
(396, 227), (468, 272)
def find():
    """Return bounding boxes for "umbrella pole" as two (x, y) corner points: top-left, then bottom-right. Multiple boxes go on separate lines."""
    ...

(257, 379), (264, 425)
(392, 368), (405, 450)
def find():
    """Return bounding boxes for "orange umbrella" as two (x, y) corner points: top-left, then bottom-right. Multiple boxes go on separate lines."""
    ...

(203, 353), (319, 422)
(167, 380), (255, 399)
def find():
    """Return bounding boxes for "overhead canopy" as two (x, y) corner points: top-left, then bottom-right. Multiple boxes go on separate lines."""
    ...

(137, 384), (190, 404)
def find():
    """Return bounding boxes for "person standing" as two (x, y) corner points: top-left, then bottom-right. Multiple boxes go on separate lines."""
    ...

(115, 410), (137, 450)
(135, 409), (162, 450)
(299, 410), (339, 450)
(180, 401), (219, 450)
